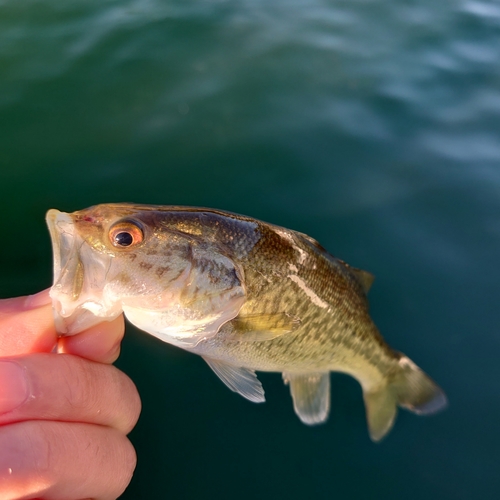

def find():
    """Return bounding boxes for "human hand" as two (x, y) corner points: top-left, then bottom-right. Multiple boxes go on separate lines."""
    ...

(0, 290), (141, 500)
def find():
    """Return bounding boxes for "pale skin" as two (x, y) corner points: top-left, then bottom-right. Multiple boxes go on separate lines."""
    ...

(0, 290), (141, 500)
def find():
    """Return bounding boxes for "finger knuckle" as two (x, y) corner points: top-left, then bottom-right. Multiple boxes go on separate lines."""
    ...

(58, 354), (97, 412)
(119, 375), (142, 434)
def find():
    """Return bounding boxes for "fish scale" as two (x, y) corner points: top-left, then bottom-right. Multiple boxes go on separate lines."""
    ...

(46, 203), (447, 441)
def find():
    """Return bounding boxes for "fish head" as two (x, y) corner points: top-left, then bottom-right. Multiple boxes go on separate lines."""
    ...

(46, 204), (246, 346)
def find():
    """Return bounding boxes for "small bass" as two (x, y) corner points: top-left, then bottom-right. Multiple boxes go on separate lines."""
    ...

(46, 204), (447, 441)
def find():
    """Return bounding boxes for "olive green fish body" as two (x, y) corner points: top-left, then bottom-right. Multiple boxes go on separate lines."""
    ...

(46, 204), (447, 441)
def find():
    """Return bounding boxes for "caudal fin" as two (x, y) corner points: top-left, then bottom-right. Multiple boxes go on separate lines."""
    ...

(363, 355), (447, 442)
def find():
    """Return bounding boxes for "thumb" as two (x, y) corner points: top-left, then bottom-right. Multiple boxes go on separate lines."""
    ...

(0, 289), (57, 356)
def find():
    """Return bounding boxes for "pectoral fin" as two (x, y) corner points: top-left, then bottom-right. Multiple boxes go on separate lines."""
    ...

(227, 312), (301, 342)
(203, 357), (265, 403)
(283, 372), (330, 425)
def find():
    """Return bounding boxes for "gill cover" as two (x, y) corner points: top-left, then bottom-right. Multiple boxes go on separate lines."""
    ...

(122, 246), (246, 348)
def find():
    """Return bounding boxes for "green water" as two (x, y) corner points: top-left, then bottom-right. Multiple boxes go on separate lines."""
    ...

(1, 0), (499, 498)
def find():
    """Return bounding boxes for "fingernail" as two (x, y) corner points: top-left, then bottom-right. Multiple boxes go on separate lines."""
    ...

(24, 289), (52, 309)
(0, 289), (52, 313)
(0, 361), (29, 414)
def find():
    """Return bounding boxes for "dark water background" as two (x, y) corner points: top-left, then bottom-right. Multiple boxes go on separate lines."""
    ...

(1, 0), (499, 498)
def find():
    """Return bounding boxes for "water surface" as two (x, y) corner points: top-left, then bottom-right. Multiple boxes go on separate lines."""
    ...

(1, 0), (499, 498)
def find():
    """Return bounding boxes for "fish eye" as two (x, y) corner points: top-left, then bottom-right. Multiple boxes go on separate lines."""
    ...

(109, 220), (144, 248)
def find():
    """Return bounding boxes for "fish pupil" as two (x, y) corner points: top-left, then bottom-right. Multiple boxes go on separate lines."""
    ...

(114, 231), (133, 247)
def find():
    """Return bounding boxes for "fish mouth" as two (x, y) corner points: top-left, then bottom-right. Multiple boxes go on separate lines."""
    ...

(47, 209), (82, 299)
(46, 209), (120, 335)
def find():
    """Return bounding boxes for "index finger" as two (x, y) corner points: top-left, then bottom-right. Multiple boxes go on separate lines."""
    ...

(0, 290), (57, 356)
(0, 291), (126, 364)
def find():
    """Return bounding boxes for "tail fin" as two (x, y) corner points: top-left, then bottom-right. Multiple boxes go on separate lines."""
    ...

(363, 355), (447, 442)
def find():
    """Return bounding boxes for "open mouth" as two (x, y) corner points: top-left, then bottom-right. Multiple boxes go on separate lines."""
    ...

(46, 209), (85, 334)
(46, 209), (83, 300)
(46, 209), (118, 335)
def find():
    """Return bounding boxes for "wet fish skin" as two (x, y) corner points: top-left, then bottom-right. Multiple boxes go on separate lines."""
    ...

(46, 203), (447, 441)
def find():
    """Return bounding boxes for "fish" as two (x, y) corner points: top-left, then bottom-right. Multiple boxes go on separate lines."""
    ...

(46, 203), (447, 441)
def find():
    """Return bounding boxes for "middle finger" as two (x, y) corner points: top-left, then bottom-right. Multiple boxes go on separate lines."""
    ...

(0, 353), (141, 434)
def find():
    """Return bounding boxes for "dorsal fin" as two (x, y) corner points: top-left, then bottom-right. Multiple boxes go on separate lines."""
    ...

(293, 231), (328, 252)
(337, 259), (375, 294)
(350, 267), (375, 294)
(294, 230), (375, 295)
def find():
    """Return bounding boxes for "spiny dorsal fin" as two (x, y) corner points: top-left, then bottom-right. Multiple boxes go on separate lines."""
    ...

(283, 372), (330, 425)
(293, 231), (375, 294)
(293, 231), (327, 252)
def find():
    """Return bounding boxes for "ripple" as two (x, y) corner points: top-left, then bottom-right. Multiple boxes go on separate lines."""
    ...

(420, 131), (500, 162)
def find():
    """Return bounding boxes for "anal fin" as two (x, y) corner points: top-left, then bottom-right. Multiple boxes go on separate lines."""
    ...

(283, 372), (330, 425)
(363, 387), (397, 442)
(203, 357), (265, 403)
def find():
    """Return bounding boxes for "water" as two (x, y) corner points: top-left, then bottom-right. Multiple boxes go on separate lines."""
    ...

(1, 0), (499, 498)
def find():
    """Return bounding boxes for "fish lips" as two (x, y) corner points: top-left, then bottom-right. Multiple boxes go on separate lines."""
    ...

(46, 209), (120, 336)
